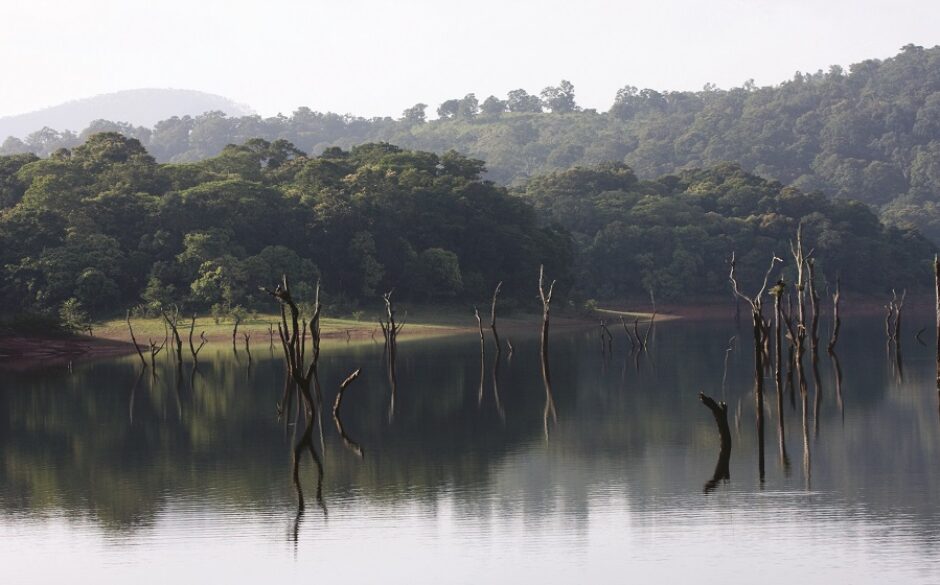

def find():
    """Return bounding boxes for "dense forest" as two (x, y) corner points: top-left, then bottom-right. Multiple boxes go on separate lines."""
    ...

(0, 133), (931, 323)
(5, 45), (940, 242)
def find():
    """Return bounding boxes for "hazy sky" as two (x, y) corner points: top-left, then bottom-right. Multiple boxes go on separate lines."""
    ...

(1, 0), (938, 119)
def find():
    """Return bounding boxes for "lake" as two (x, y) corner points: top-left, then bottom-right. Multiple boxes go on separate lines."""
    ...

(1, 316), (939, 584)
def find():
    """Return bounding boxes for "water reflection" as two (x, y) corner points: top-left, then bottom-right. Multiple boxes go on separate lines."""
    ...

(2, 318), (940, 582)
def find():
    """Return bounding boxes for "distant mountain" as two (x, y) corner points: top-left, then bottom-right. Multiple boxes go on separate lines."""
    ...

(0, 89), (254, 139)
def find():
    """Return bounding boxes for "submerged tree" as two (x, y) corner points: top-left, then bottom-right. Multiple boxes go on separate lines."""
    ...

(262, 275), (325, 512)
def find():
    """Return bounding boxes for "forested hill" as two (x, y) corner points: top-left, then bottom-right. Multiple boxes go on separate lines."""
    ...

(0, 134), (931, 321)
(0, 89), (253, 140)
(4, 46), (940, 242)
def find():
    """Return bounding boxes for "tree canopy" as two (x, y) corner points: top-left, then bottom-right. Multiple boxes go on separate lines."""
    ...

(0, 134), (570, 317)
(0, 134), (930, 319)
(7, 47), (940, 242)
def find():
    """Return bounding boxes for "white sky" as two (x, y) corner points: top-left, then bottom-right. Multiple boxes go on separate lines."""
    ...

(1, 0), (938, 118)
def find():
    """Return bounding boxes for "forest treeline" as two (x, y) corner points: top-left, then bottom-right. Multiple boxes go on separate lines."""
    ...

(0, 133), (931, 323)
(4, 45), (940, 242)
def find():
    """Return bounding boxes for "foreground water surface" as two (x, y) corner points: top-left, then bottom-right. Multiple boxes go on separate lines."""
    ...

(1, 316), (939, 584)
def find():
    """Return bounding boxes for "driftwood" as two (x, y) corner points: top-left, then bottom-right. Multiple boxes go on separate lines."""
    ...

(126, 311), (146, 366)
(699, 392), (731, 492)
(262, 275), (325, 512)
(333, 369), (363, 458)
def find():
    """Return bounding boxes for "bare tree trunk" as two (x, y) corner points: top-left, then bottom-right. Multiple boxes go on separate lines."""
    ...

(730, 251), (780, 483)
(807, 259), (821, 358)
(475, 307), (485, 406)
(381, 291), (404, 422)
(538, 265), (557, 439)
(126, 311), (146, 366)
(599, 320), (613, 355)
(333, 369), (363, 458)
(262, 276), (326, 513)
(161, 307), (183, 367)
(773, 290), (789, 471)
(232, 315), (241, 353)
(699, 392), (731, 492)
(936, 255), (940, 413)
(620, 316), (637, 353)
(243, 331), (252, 364)
(827, 277), (841, 354)
(148, 338), (165, 372)
(490, 282), (502, 355)
(188, 313), (207, 364)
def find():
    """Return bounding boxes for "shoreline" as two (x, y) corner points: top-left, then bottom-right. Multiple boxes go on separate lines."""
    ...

(4, 294), (925, 368)
(0, 312), (608, 368)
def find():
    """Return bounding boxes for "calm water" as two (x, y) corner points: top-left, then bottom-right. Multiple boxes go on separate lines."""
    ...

(1, 317), (939, 584)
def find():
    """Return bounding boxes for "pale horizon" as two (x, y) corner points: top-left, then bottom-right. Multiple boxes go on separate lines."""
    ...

(2, 0), (939, 119)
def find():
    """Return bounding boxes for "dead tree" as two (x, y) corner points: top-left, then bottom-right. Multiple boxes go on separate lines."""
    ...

(232, 314), (241, 353)
(619, 315), (637, 353)
(721, 336), (736, 395)
(729, 251), (781, 482)
(333, 368), (363, 458)
(490, 281), (503, 355)
(188, 314), (207, 364)
(243, 331), (252, 363)
(935, 256), (940, 405)
(538, 265), (558, 438)
(827, 277), (841, 354)
(599, 320), (613, 355)
(770, 280), (789, 469)
(161, 306), (184, 367)
(892, 289), (906, 345)
(126, 311), (146, 367)
(788, 224), (812, 378)
(474, 306), (486, 405)
(642, 312), (656, 350)
(806, 259), (821, 358)
(699, 392), (731, 492)
(262, 275), (325, 512)
(380, 291), (404, 421)
(147, 337), (165, 371)
(268, 323), (275, 349)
